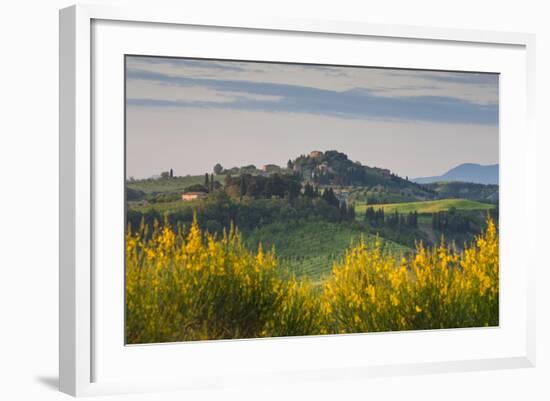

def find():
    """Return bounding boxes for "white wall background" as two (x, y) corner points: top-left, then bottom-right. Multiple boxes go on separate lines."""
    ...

(0, 0), (547, 400)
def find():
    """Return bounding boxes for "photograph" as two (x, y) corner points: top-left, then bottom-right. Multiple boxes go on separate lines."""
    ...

(124, 55), (499, 344)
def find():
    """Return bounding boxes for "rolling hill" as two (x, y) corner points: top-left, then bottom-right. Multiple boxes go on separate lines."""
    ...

(424, 181), (498, 203)
(413, 163), (498, 185)
(291, 150), (436, 199)
(356, 198), (496, 214)
(245, 220), (408, 281)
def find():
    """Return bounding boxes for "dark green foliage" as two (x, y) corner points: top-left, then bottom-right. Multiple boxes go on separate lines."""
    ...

(386, 210), (400, 228)
(364, 206), (384, 227)
(406, 211), (418, 228)
(205, 219), (223, 234)
(240, 164), (257, 174)
(424, 181), (499, 203)
(239, 175), (247, 198)
(126, 187), (145, 201)
(184, 183), (209, 193)
(364, 207), (417, 229)
(303, 182), (315, 198)
(347, 203), (356, 220)
(225, 173), (302, 200)
(145, 192), (181, 204)
(432, 207), (471, 232)
(339, 202), (347, 220)
(321, 187), (339, 207)
(126, 192), (348, 239)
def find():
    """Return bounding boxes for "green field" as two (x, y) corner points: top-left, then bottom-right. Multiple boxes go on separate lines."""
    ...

(127, 175), (223, 195)
(128, 199), (200, 213)
(356, 198), (495, 215)
(245, 220), (409, 281)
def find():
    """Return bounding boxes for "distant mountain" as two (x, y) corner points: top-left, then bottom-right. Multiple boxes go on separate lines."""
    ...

(413, 163), (499, 185)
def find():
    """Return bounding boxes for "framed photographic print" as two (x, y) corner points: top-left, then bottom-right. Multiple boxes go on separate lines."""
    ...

(60, 4), (536, 397)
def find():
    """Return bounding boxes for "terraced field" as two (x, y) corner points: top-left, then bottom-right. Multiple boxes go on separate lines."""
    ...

(245, 220), (409, 281)
(355, 198), (495, 215)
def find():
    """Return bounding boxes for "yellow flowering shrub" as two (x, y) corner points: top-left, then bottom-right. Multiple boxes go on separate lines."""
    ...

(126, 216), (322, 343)
(322, 217), (499, 332)
(126, 216), (498, 343)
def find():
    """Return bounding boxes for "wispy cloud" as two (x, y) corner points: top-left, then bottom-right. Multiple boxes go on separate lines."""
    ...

(126, 80), (282, 104)
(126, 65), (498, 125)
(127, 57), (498, 103)
(135, 57), (248, 73)
(389, 70), (498, 86)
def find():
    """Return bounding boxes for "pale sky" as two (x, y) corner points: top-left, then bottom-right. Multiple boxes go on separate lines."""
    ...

(125, 56), (499, 179)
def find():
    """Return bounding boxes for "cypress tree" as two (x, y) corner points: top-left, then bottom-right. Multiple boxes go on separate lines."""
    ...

(348, 203), (356, 220)
(340, 201), (348, 221)
(239, 175), (246, 198)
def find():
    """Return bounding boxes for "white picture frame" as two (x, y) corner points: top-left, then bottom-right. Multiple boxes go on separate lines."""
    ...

(59, 4), (536, 397)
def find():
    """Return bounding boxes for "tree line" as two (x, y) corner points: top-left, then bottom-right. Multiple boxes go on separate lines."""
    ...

(127, 184), (357, 238)
(432, 207), (471, 232)
(364, 206), (418, 229)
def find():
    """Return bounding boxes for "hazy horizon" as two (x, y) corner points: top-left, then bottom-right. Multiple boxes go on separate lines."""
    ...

(126, 56), (499, 179)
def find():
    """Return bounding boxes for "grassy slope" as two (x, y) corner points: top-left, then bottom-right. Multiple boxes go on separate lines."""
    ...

(127, 175), (223, 195)
(245, 220), (408, 282)
(128, 199), (200, 213)
(356, 198), (495, 215)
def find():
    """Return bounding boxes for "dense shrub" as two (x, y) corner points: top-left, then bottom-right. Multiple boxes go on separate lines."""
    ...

(322, 218), (498, 332)
(126, 217), (321, 343)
